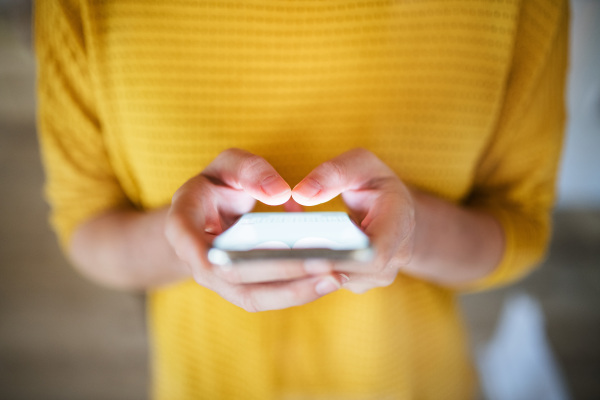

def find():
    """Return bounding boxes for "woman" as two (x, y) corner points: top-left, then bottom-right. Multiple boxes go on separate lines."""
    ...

(35, 0), (568, 398)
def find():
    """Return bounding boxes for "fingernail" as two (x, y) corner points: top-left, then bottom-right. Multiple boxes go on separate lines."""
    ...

(338, 273), (350, 285)
(261, 175), (290, 197)
(295, 178), (321, 198)
(304, 259), (332, 275)
(315, 277), (340, 296)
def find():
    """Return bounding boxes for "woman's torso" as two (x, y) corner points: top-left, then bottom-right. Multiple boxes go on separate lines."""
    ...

(81, 1), (521, 398)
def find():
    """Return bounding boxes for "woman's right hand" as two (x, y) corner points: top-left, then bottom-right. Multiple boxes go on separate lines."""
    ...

(165, 148), (345, 312)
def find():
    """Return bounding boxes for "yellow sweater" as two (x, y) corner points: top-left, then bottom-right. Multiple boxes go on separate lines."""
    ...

(36, 1), (567, 398)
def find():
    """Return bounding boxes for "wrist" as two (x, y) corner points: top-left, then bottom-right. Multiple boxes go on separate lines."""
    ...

(153, 207), (194, 283)
(398, 187), (505, 286)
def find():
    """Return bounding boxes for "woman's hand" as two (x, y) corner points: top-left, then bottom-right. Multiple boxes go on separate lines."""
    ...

(292, 148), (504, 292)
(165, 148), (345, 312)
(292, 148), (416, 293)
(70, 148), (501, 297)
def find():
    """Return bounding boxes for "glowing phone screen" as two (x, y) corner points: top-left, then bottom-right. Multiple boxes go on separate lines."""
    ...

(212, 212), (370, 251)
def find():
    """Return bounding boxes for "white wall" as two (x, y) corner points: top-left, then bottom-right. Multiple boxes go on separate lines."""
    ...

(557, 0), (600, 208)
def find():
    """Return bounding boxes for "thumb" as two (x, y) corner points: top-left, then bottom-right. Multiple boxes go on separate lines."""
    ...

(203, 148), (291, 206)
(292, 148), (392, 206)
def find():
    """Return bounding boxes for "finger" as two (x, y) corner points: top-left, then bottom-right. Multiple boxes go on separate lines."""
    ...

(319, 186), (412, 278)
(220, 273), (346, 312)
(340, 273), (371, 294)
(203, 148), (291, 205)
(171, 175), (239, 234)
(326, 232), (399, 276)
(363, 191), (415, 268)
(166, 178), (226, 279)
(292, 148), (394, 206)
(343, 280), (378, 294)
(283, 198), (304, 212)
(328, 258), (387, 278)
(214, 258), (334, 284)
(165, 204), (212, 275)
(337, 270), (398, 294)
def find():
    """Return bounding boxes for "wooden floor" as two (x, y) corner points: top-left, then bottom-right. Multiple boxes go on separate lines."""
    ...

(1, 8), (599, 400)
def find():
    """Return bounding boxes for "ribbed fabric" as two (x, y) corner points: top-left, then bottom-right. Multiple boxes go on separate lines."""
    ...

(35, 1), (568, 398)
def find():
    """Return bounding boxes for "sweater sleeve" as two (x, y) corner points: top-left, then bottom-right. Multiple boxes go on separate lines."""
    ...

(35, 0), (128, 251)
(463, 0), (569, 291)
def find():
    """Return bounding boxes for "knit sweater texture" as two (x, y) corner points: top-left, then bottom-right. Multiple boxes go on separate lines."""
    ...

(35, 0), (567, 398)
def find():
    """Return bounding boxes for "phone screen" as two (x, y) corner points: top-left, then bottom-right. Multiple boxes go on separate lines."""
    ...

(213, 212), (369, 250)
(208, 212), (372, 265)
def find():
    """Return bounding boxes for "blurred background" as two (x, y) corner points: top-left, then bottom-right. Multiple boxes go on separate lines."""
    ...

(0, 1), (598, 399)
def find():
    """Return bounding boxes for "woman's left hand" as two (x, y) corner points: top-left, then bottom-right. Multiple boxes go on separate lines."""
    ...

(292, 148), (417, 293)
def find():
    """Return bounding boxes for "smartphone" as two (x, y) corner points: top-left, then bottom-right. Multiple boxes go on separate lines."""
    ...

(208, 212), (374, 265)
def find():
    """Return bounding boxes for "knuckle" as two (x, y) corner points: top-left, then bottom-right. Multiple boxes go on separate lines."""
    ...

(281, 264), (306, 281)
(393, 245), (413, 266)
(402, 212), (417, 240)
(372, 260), (388, 275)
(387, 255), (404, 271)
(351, 148), (392, 176)
(238, 155), (273, 185)
(286, 283), (305, 301)
(379, 273), (397, 287)
(165, 218), (208, 268)
(238, 290), (259, 313)
(191, 268), (209, 286)
(170, 186), (184, 204)
(351, 147), (370, 157)
(164, 213), (186, 244)
(320, 160), (345, 184)
(352, 147), (376, 162)
(220, 147), (245, 160)
(347, 284), (369, 294)
(240, 154), (268, 174)
(274, 268), (294, 282)
(217, 266), (242, 284)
